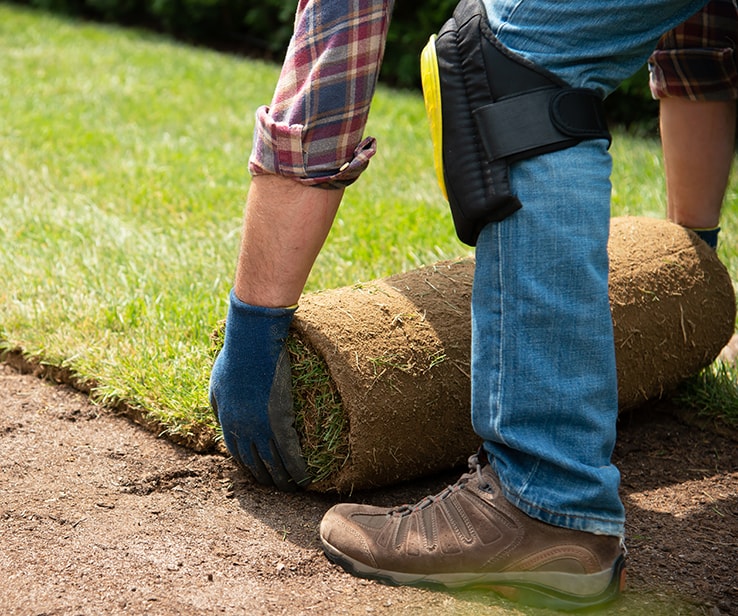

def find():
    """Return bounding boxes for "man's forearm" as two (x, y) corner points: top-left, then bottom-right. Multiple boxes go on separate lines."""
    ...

(234, 175), (343, 308)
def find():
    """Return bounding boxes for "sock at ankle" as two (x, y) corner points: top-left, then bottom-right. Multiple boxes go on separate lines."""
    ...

(689, 226), (720, 250)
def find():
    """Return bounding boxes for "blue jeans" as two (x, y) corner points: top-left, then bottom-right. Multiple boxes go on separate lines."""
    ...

(473, 0), (709, 537)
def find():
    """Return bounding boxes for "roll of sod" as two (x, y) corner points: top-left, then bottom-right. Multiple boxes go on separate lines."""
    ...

(290, 257), (475, 492)
(283, 217), (735, 491)
(609, 217), (735, 409)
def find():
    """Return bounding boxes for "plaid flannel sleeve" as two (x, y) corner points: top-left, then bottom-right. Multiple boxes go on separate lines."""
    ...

(649, 0), (738, 100)
(249, 0), (395, 189)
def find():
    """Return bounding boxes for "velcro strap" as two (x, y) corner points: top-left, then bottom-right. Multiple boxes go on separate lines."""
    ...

(474, 87), (611, 163)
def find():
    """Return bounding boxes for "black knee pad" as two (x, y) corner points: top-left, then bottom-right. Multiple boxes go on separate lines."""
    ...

(421, 0), (611, 246)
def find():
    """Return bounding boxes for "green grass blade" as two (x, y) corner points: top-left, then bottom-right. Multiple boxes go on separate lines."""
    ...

(1, 4), (736, 441)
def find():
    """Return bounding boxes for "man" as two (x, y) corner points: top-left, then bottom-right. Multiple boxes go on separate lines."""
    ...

(651, 0), (736, 249)
(650, 0), (738, 355)
(210, 0), (717, 609)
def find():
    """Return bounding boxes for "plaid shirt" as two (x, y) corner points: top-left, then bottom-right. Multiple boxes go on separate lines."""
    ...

(649, 0), (738, 100)
(249, 0), (395, 188)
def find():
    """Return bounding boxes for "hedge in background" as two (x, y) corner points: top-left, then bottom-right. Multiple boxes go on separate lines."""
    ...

(9, 0), (657, 127)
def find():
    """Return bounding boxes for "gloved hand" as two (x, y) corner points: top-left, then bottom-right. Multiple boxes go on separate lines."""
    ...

(209, 289), (310, 491)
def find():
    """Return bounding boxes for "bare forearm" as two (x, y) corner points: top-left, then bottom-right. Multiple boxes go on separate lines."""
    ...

(233, 175), (343, 308)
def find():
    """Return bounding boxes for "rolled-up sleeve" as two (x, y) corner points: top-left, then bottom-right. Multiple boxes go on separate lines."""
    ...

(248, 0), (395, 188)
(649, 0), (738, 100)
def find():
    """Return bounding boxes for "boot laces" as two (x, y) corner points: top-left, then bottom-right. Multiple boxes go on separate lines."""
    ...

(390, 452), (492, 517)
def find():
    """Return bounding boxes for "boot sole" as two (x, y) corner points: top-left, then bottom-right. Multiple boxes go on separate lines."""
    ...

(322, 537), (626, 612)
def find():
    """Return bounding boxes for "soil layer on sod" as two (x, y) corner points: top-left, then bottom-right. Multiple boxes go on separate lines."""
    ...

(290, 217), (735, 491)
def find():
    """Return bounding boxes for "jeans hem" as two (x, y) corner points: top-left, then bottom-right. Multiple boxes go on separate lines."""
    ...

(499, 481), (626, 538)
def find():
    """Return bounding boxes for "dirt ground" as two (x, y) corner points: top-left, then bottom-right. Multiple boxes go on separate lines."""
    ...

(1, 361), (737, 616)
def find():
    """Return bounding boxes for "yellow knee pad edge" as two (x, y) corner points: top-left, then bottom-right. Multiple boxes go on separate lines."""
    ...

(420, 35), (448, 201)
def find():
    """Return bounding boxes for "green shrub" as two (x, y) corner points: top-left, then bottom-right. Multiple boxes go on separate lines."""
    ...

(9, 0), (659, 127)
(84, 0), (142, 21)
(604, 65), (660, 133)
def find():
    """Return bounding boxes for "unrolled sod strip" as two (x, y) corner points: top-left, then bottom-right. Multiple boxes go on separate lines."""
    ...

(285, 217), (735, 492)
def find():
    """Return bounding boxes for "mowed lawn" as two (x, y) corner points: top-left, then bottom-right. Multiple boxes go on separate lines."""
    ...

(1, 4), (736, 442)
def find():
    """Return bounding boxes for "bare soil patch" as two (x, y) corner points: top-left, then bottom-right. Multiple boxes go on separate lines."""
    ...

(1, 362), (736, 615)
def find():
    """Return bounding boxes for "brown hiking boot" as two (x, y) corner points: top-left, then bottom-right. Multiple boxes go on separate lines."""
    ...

(320, 453), (626, 611)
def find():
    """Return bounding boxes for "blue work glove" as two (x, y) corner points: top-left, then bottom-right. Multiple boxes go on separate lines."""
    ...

(209, 289), (310, 491)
